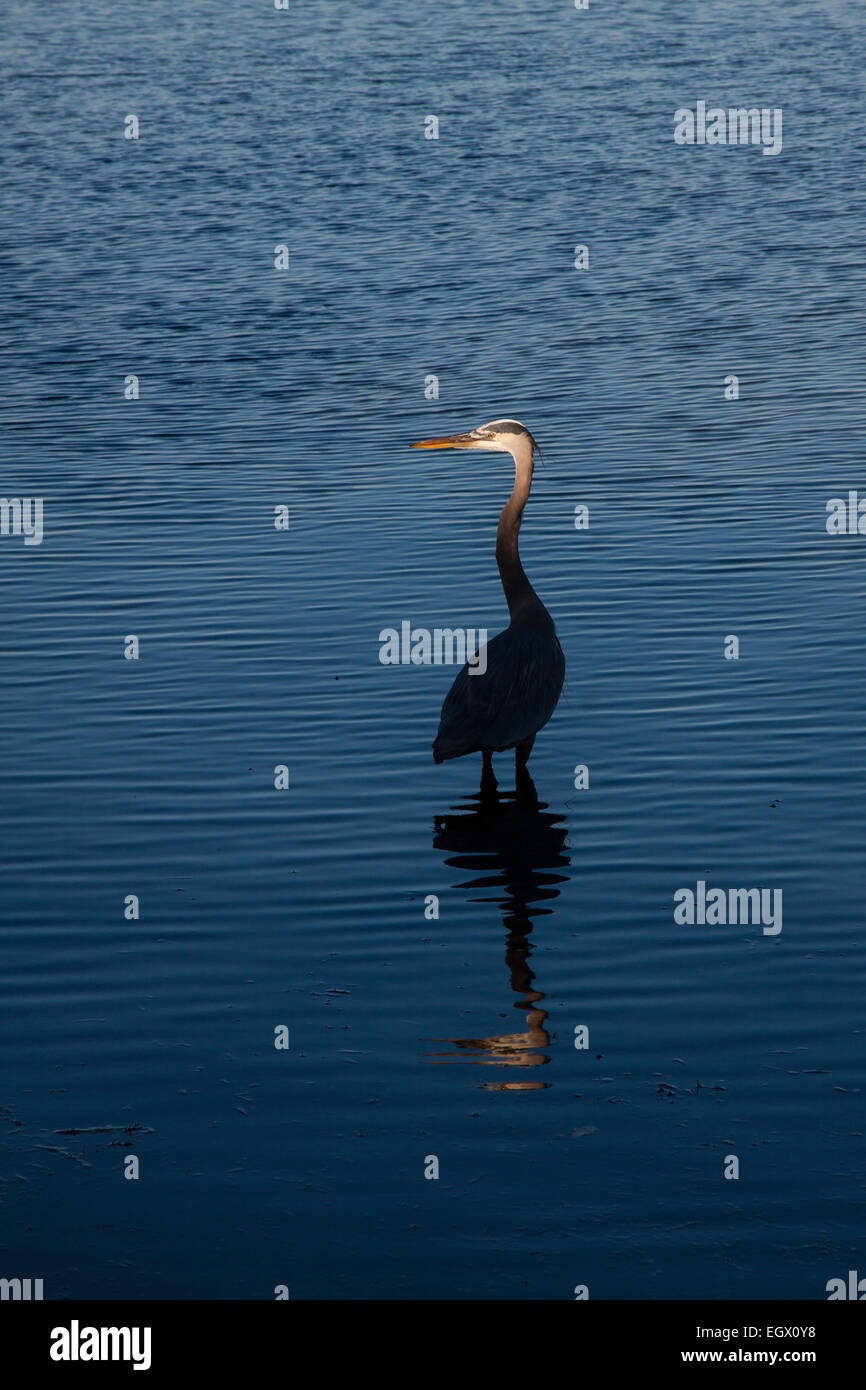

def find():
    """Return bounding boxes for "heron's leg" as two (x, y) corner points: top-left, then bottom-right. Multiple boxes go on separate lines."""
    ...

(515, 736), (537, 801)
(480, 748), (498, 798)
(515, 735), (535, 773)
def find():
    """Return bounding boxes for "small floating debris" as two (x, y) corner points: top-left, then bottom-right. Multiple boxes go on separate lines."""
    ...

(31, 1145), (91, 1168)
(55, 1124), (153, 1136)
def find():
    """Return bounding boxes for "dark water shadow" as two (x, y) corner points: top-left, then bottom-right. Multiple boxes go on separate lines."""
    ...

(428, 775), (571, 1090)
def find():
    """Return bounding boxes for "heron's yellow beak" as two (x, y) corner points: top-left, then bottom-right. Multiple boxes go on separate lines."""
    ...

(412, 432), (477, 450)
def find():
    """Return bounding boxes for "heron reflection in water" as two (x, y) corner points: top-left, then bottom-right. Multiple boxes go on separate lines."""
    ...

(429, 778), (571, 1090)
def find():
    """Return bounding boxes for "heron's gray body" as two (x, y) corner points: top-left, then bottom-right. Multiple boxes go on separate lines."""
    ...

(412, 417), (564, 785)
(433, 622), (564, 762)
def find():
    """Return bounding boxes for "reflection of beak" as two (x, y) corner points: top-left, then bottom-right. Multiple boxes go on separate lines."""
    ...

(412, 433), (477, 450)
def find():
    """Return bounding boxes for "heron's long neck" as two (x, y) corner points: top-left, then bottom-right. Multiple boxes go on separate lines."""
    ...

(496, 439), (546, 624)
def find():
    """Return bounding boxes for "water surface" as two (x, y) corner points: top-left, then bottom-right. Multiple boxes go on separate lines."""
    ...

(1, 0), (865, 1299)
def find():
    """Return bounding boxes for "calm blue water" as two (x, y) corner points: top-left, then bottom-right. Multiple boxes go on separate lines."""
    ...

(2, 0), (865, 1299)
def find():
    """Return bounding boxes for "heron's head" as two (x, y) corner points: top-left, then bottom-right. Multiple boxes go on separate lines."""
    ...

(412, 418), (541, 459)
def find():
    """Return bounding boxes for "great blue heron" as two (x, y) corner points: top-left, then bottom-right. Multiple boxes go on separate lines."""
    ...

(412, 419), (565, 793)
